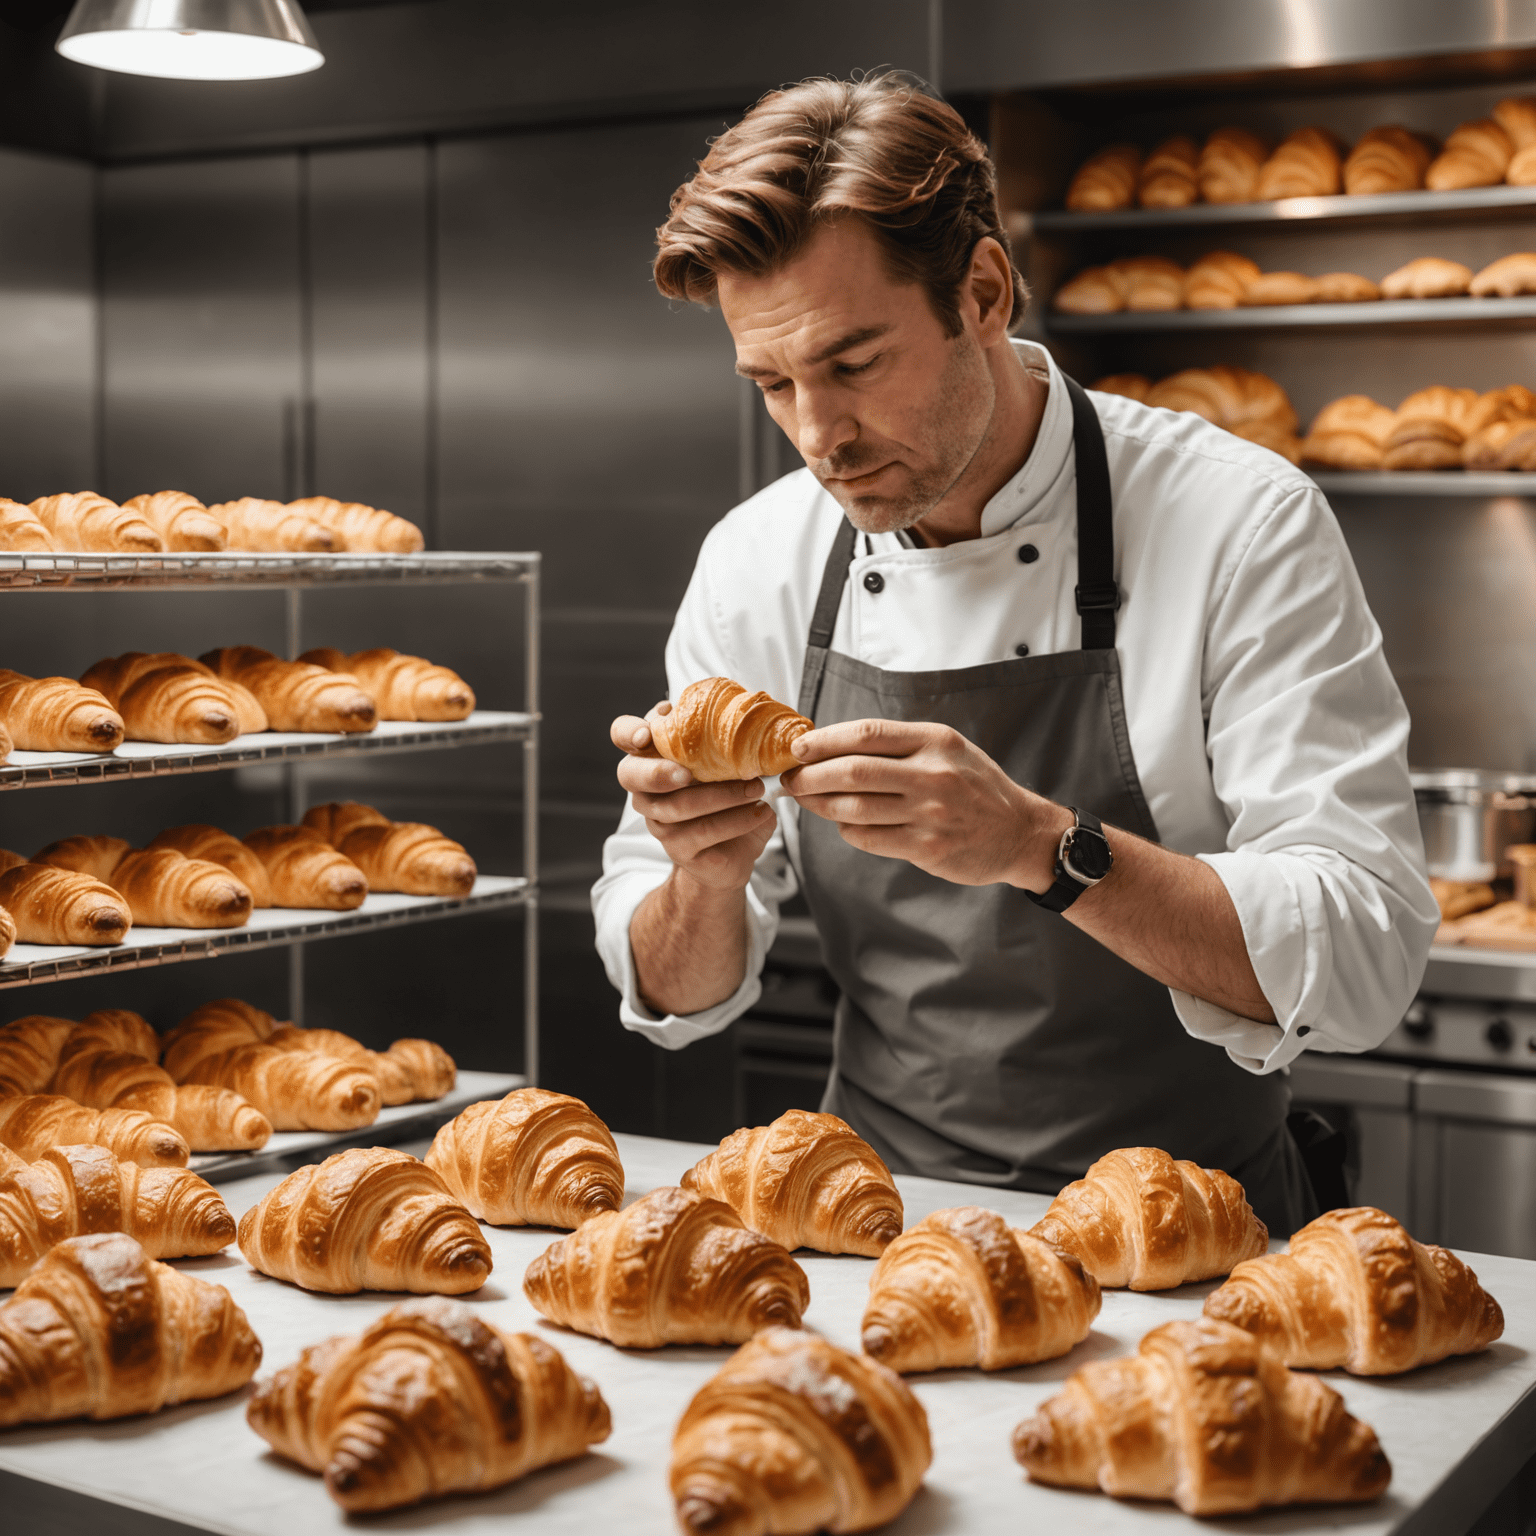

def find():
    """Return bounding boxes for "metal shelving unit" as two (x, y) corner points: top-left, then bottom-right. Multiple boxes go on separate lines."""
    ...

(1310, 472), (1536, 497)
(1048, 296), (1536, 336)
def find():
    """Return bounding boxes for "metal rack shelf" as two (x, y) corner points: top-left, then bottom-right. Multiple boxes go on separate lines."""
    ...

(1424, 944), (1536, 1004)
(1048, 296), (1536, 335)
(1311, 472), (1536, 497)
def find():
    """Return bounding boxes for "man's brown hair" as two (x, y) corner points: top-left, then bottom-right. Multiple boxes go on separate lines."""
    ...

(655, 74), (1027, 337)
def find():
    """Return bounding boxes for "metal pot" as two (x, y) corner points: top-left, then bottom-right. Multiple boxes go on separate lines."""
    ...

(1412, 770), (1536, 882)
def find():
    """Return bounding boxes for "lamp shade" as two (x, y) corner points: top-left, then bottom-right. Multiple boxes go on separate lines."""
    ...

(56, 0), (324, 80)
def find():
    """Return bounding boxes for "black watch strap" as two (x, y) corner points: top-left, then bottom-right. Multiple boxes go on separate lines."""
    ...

(1025, 806), (1110, 914)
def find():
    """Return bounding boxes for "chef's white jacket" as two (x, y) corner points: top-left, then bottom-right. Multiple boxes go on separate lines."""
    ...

(592, 340), (1439, 1074)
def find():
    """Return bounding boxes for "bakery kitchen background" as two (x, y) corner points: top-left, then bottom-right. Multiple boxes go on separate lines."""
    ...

(0, 1), (1535, 1533)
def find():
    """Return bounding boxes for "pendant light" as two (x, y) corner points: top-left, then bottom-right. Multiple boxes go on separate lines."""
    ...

(56, 0), (324, 81)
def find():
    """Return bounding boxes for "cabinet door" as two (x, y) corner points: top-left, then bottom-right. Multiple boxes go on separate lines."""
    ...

(1428, 1120), (1536, 1260)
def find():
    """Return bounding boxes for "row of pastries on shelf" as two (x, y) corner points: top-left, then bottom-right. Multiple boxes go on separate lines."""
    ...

(0, 1091), (1507, 1518)
(1066, 98), (1536, 211)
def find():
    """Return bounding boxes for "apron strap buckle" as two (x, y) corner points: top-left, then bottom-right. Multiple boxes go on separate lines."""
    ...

(1074, 581), (1122, 612)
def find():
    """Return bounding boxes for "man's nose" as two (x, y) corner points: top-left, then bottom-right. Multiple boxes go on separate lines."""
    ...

(795, 387), (858, 464)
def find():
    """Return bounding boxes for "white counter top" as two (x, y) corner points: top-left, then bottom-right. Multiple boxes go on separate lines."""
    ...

(3, 1132), (1533, 1535)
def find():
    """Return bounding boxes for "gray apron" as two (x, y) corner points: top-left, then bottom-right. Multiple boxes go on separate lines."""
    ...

(795, 374), (1315, 1236)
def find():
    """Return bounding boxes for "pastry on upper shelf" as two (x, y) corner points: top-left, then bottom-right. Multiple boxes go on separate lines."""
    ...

(1052, 265), (1125, 314)
(0, 1092), (188, 1167)
(240, 825), (368, 910)
(199, 645), (375, 733)
(0, 670), (123, 752)
(0, 1141), (234, 1287)
(671, 1328), (931, 1536)
(29, 493), (163, 554)
(1241, 270), (1317, 306)
(287, 496), (425, 553)
(0, 1014), (74, 1096)
(1137, 135), (1198, 208)
(1205, 1206), (1503, 1374)
(1426, 117), (1514, 189)
(1182, 250), (1261, 309)
(1012, 1317), (1391, 1515)
(297, 646), (475, 721)
(1055, 257), (1183, 315)
(1313, 270), (1382, 303)
(1029, 1145), (1267, 1290)
(1496, 96), (1536, 184)
(1145, 366), (1301, 463)
(121, 491), (226, 552)
(1254, 126), (1343, 199)
(147, 824), (273, 906)
(427, 1087), (623, 1227)
(681, 1108), (903, 1257)
(1382, 385), (1482, 470)
(1196, 126), (1267, 204)
(524, 1185), (810, 1348)
(862, 1206), (1101, 1373)
(0, 1231), (260, 1426)
(1090, 373), (1153, 402)
(1065, 143), (1140, 211)
(1470, 252), (1536, 297)
(238, 1146), (492, 1294)
(0, 499), (54, 552)
(643, 676), (812, 782)
(1342, 125), (1434, 195)
(1380, 256), (1473, 299)
(0, 858), (129, 946)
(205, 496), (338, 552)
(301, 801), (476, 897)
(247, 1298), (610, 1514)
(80, 653), (262, 746)
(35, 835), (253, 930)
(1301, 395), (1397, 471)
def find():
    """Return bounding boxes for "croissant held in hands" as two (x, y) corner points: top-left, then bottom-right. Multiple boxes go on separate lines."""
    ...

(642, 677), (813, 781)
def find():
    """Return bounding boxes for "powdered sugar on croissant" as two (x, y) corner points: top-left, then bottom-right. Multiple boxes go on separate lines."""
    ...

(647, 677), (812, 781)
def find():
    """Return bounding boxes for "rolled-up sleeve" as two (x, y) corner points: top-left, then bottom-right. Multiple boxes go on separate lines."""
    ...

(1168, 484), (1439, 1074)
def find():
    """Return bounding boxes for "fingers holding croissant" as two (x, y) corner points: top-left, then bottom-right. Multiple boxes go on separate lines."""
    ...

(645, 677), (813, 782)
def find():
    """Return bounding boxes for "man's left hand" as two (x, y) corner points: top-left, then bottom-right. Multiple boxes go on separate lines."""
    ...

(781, 719), (1071, 889)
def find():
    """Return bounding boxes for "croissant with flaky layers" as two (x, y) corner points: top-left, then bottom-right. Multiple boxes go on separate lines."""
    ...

(200, 645), (375, 733)
(0, 1014), (76, 1096)
(0, 670), (123, 752)
(82, 652), (267, 738)
(121, 491), (226, 552)
(299, 646), (474, 721)
(645, 676), (813, 782)
(30, 493), (162, 554)
(0, 861), (130, 946)
(300, 800), (476, 897)
(0, 1092), (188, 1167)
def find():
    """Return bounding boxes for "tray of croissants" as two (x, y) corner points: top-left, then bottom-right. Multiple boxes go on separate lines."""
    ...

(0, 1085), (1514, 1529)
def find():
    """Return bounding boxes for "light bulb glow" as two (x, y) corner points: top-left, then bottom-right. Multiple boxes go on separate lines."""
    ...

(58, 26), (322, 79)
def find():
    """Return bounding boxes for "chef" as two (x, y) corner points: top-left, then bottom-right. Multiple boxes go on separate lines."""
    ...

(592, 75), (1438, 1234)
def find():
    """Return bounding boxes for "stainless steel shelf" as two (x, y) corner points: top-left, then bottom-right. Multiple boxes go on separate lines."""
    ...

(0, 875), (529, 988)
(1424, 944), (1536, 1004)
(0, 550), (538, 592)
(1311, 472), (1536, 497)
(1028, 183), (1536, 234)
(0, 710), (533, 791)
(1048, 296), (1536, 335)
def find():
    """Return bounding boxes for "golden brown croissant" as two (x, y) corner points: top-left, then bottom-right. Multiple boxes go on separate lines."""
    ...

(1013, 1317), (1391, 1514)
(1313, 270), (1382, 303)
(67, 1006), (158, 1059)
(1242, 270), (1317, 306)
(161, 995), (285, 1075)
(176, 1040), (379, 1131)
(247, 1298), (610, 1513)
(1255, 127), (1343, 199)
(33, 833), (130, 882)
(147, 824), (273, 906)
(681, 1108), (903, 1257)
(287, 495), (425, 553)
(0, 669), (123, 752)
(1146, 366), (1300, 460)
(298, 646), (474, 720)
(1471, 252), (1536, 297)
(1383, 385), (1482, 470)
(1065, 143), (1139, 211)
(1052, 264), (1128, 315)
(108, 846), (253, 929)
(29, 492), (163, 554)
(1301, 394), (1397, 470)
(1197, 126), (1266, 203)
(0, 1232), (259, 1426)
(205, 496), (338, 552)
(1494, 95), (1536, 149)
(1030, 1146), (1267, 1290)
(524, 1185), (810, 1347)
(647, 677), (813, 782)
(0, 902), (15, 960)
(121, 491), (226, 552)
(1465, 415), (1536, 471)
(1137, 134), (1198, 208)
(1343, 125), (1433, 194)
(1182, 250), (1261, 309)
(301, 801), (476, 896)
(241, 825), (368, 909)
(0, 1141), (234, 1286)
(0, 498), (54, 551)
(200, 645), (375, 733)
(1510, 143), (1536, 185)
(0, 1092), (187, 1167)
(1464, 384), (1536, 440)
(0, 861), (130, 946)
(0, 1014), (74, 1095)
(1381, 256), (1473, 299)
(238, 1146), (491, 1294)
(862, 1206), (1101, 1372)
(428, 1087), (623, 1227)
(81, 651), (267, 736)
(1427, 117), (1514, 189)
(671, 1328), (931, 1536)
(1204, 1206), (1504, 1374)
(1090, 372), (1153, 402)
(1117, 254), (1185, 311)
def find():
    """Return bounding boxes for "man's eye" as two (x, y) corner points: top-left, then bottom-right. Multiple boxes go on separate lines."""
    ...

(762, 380), (791, 394)
(838, 357), (879, 376)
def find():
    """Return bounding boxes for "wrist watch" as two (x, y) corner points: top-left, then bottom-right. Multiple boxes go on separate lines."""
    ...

(1025, 806), (1113, 913)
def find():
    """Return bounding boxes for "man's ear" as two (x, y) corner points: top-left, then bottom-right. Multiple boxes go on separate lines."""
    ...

(968, 236), (1015, 344)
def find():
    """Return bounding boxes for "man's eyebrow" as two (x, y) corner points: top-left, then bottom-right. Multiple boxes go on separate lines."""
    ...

(733, 324), (892, 379)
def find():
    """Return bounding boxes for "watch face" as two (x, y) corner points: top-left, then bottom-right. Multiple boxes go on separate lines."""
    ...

(1065, 827), (1113, 883)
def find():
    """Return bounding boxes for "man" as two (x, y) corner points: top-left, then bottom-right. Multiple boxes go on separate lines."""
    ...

(592, 75), (1437, 1233)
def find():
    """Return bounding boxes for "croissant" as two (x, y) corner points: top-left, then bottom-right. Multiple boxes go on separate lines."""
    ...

(177, 1040), (379, 1131)
(80, 651), (267, 737)
(1052, 264), (1128, 315)
(29, 492), (163, 554)
(1382, 385), (1481, 470)
(1381, 256), (1473, 299)
(32, 832), (128, 882)
(121, 491), (226, 552)
(672, 1328), (931, 1536)
(200, 645), (375, 733)
(1465, 415), (1536, 471)
(1510, 143), (1536, 185)
(298, 646), (474, 720)
(0, 669), (123, 752)
(1343, 125), (1433, 194)
(147, 824), (272, 906)
(1494, 95), (1536, 149)
(0, 1141), (234, 1286)
(1301, 394), (1397, 471)
(1137, 135), (1198, 208)
(1465, 384), (1536, 440)
(1313, 270), (1381, 303)
(0, 862), (130, 945)
(0, 903), (15, 960)
(0, 1015), (74, 1095)
(1197, 126), (1266, 203)
(1471, 252), (1536, 297)
(287, 495), (425, 553)
(524, 1185), (810, 1347)
(1030, 1146), (1267, 1290)
(427, 1087), (622, 1226)
(646, 677), (813, 782)
(1146, 367), (1299, 452)
(109, 846), (253, 929)
(0, 498), (54, 551)
(1203, 1206), (1503, 1374)
(862, 1206), (1101, 1373)
(162, 996), (284, 1074)
(1255, 127), (1343, 199)
(1182, 250), (1261, 309)
(1242, 271), (1317, 306)
(262, 1025), (453, 1105)
(1432, 876), (1498, 921)
(205, 496), (338, 552)
(247, 1298), (610, 1513)
(239, 1146), (491, 1294)
(65, 1006), (159, 1059)
(0, 1093), (188, 1167)
(1427, 117), (1514, 189)
(1065, 143), (1139, 211)
(681, 1108), (903, 1257)
(302, 801), (476, 896)
(241, 825), (368, 909)
(1117, 254), (1184, 311)
(1013, 1317), (1391, 1515)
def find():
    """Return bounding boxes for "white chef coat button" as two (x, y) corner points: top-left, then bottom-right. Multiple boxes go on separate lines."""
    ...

(863, 571), (885, 593)
(1018, 544), (1039, 564)
(1014, 643), (1030, 657)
